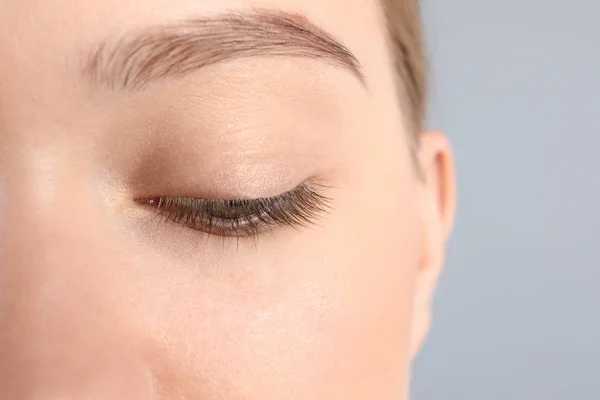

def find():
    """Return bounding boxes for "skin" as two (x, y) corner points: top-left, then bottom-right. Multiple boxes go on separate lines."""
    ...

(0, 0), (455, 399)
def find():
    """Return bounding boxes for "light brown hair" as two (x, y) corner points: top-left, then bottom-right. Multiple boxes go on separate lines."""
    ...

(381, 0), (427, 138)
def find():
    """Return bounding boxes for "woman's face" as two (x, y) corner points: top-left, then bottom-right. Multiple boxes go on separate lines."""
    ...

(0, 0), (455, 398)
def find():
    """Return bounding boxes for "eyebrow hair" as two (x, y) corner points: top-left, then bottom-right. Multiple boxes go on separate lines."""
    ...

(82, 9), (366, 91)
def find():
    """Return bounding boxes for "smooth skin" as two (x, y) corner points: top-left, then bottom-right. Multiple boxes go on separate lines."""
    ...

(0, 0), (455, 399)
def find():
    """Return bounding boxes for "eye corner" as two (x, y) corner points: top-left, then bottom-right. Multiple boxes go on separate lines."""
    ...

(134, 197), (160, 206)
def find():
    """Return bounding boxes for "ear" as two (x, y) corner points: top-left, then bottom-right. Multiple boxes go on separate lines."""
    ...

(409, 131), (456, 358)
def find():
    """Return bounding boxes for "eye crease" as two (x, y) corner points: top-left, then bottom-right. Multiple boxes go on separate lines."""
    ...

(134, 181), (332, 239)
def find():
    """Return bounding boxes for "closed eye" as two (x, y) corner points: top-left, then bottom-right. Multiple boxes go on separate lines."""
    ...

(134, 181), (332, 240)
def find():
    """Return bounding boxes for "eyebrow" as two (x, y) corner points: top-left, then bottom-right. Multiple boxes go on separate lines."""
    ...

(81, 9), (366, 91)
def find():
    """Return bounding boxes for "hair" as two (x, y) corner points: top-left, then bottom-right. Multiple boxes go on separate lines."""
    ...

(380, 0), (427, 140)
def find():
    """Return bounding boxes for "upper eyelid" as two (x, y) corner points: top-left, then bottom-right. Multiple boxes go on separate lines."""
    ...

(134, 179), (317, 205)
(135, 180), (332, 237)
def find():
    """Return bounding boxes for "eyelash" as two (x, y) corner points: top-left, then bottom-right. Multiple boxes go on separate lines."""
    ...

(134, 182), (331, 240)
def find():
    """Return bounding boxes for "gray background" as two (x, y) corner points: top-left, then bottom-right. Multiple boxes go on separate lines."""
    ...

(411, 1), (600, 399)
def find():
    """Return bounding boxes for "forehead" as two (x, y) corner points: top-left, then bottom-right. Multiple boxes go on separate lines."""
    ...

(0, 0), (391, 89)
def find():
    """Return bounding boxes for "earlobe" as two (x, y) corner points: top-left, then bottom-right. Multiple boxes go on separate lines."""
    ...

(409, 130), (456, 357)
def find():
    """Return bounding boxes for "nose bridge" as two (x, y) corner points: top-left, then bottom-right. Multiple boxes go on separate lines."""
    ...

(0, 150), (155, 399)
(0, 178), (113, 324)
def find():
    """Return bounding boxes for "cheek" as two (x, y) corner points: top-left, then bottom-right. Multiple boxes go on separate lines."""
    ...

(127, 172), (421, 399)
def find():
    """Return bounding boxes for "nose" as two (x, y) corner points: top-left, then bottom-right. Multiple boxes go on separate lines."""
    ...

(0, 158), (156, 399)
